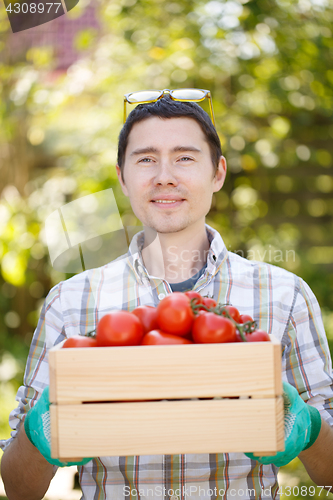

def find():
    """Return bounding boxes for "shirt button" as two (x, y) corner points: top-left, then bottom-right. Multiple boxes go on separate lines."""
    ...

(158, 293), (166, 300)
(170, 496), (179, 500)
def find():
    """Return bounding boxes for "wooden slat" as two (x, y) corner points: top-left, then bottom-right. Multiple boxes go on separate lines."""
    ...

(49, 339), (282, 404)
(49, 353), (58, 407)
(273, 340), (283, 396)
(50, 405), (59, 459)
(50, 397), (284, 459)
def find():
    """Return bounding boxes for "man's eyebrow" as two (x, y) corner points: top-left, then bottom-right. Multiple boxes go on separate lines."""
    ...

(130, 146), (202, 156)
(172, 146), (202, 153)
(130, 147), (159, 156)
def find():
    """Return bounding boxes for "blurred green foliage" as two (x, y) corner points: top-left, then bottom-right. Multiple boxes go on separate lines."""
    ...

(0, 0), (333, 495)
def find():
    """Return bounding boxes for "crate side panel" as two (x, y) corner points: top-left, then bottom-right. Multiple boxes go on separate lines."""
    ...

(53, 399), (282, 458)
(275, 395), (284, 449)
(49, 349), (58, 404)
(51, 343), (280, 403)
(273, 342), (283, 396)
(50, 404), (59, 458)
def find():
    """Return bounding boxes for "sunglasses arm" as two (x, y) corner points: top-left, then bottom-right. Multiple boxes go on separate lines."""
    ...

(208, 94), (216, 127)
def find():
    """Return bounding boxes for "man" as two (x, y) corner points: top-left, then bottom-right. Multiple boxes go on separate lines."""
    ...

(1, 91), (333, 499)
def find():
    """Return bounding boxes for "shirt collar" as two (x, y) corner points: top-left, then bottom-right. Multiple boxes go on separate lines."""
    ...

(125, 224), (228, 285)
(205, 223), (228, 272)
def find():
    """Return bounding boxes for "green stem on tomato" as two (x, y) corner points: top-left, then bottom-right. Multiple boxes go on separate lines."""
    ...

(238, 329), (247, 342)
(190, 300), (214, 313)
(190, 300), (259, 342)
(215, 308), (249, 342)
(190, 299), (259, 342)
(86, 329), (96, 338)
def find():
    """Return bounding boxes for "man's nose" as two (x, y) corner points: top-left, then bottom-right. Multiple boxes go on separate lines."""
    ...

(154, 160), (178, 186)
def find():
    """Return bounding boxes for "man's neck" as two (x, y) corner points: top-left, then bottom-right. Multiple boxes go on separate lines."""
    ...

(141, 223), (210, 283)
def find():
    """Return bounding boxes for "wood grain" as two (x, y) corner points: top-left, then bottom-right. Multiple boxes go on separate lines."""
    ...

(52, 397), (284, 459)
(49, 336), (284, 458)
(49, 338), (282, 404)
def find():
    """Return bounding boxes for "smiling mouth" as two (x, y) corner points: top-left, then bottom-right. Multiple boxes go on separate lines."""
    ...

(152, 200), (185, 204)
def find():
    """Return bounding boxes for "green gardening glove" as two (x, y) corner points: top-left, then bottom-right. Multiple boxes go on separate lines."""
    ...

(245, 381), (322, 467)
(24, 386), (93, 467)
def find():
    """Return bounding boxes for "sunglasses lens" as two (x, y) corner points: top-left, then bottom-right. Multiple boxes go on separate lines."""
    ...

(171, 89), (207, 100)
(126, 90), (162, 104)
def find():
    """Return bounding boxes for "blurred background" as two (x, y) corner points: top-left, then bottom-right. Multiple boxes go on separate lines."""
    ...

(0, 0), (333, 498)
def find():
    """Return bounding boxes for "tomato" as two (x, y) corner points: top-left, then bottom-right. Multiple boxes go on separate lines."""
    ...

(62, 336), (98, 348)
(192, 312), (237, 344)
(157, 292), (194, 336)
(181, 330), (194, 342)
(96, 311), (144, 346)
(234, 330), (243, 343)
(141, 330), (193, 345)
(239, 314), (254, 324)
(201, 297), (217, 309)
(222, 305), (240, 323)
(245, 330), (270, 342)
(132, 305), (159, 334)
(184, 291), (203, 305)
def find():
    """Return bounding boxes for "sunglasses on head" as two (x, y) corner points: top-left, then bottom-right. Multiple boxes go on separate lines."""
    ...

(123, 88), (215, 126)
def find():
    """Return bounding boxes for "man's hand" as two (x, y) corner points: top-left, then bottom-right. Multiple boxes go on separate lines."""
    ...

(24, 386), (93, 467)
(246, 381), (322, 467)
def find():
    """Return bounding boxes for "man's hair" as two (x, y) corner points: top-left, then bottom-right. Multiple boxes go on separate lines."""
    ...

(117, 95), (222, 183)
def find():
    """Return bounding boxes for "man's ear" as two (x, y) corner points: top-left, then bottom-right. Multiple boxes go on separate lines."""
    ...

(116, 164), (129, 197)
(213, 156), (227, 192)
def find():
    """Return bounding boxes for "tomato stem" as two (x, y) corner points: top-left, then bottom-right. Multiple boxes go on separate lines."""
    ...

(190, 300), (258, 342)
(190, 300), (214, 313)
(214, 306), (249, 342)
(86, 329), (96, 338)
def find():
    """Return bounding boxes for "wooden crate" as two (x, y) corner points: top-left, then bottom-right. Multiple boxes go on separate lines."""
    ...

(49, 336), (283, 460)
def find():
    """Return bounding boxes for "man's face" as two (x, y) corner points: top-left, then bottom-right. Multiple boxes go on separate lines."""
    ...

(116, 116), (226, 234)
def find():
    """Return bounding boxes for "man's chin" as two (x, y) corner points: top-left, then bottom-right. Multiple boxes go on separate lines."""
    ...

(143, 220), (190, 235)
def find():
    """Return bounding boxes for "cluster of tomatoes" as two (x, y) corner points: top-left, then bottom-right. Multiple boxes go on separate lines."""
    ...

(63, 291), (270, 348)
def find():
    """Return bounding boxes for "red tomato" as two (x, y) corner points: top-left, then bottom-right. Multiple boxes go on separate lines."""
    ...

(239, 314), (254, 324)
(192, 312), (237, 343)
(157, 292), (194, 336)
(201, 297), (217, 309)
(141, 330), (193, 345)
(62, 336), (98, 348)
(234, 330), (243, 343)
(132, 305), (159, 334)
(245, 330), (270, 342)
(184, 291), (203, 305)
(96, 311), (144, 346)
(182, 330), (194, 341)
(222, 305), (240, 323)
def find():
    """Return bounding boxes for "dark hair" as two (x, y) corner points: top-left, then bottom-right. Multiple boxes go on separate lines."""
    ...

(117, 95), (222, 183)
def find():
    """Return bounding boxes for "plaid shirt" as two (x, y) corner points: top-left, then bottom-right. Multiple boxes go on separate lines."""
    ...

(1, 224), (333, 500)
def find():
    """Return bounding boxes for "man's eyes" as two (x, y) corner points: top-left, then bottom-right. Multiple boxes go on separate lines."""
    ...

(137, 156), (194, 163)
(138, 157), (153, 163)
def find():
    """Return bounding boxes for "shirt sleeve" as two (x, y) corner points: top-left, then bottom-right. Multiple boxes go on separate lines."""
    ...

(0, 283), (66, 452)
(282, 276), (333, 425)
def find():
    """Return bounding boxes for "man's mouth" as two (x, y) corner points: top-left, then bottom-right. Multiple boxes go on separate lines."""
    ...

(151, 199), (185, 207)
(152, 200), (183, 204)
